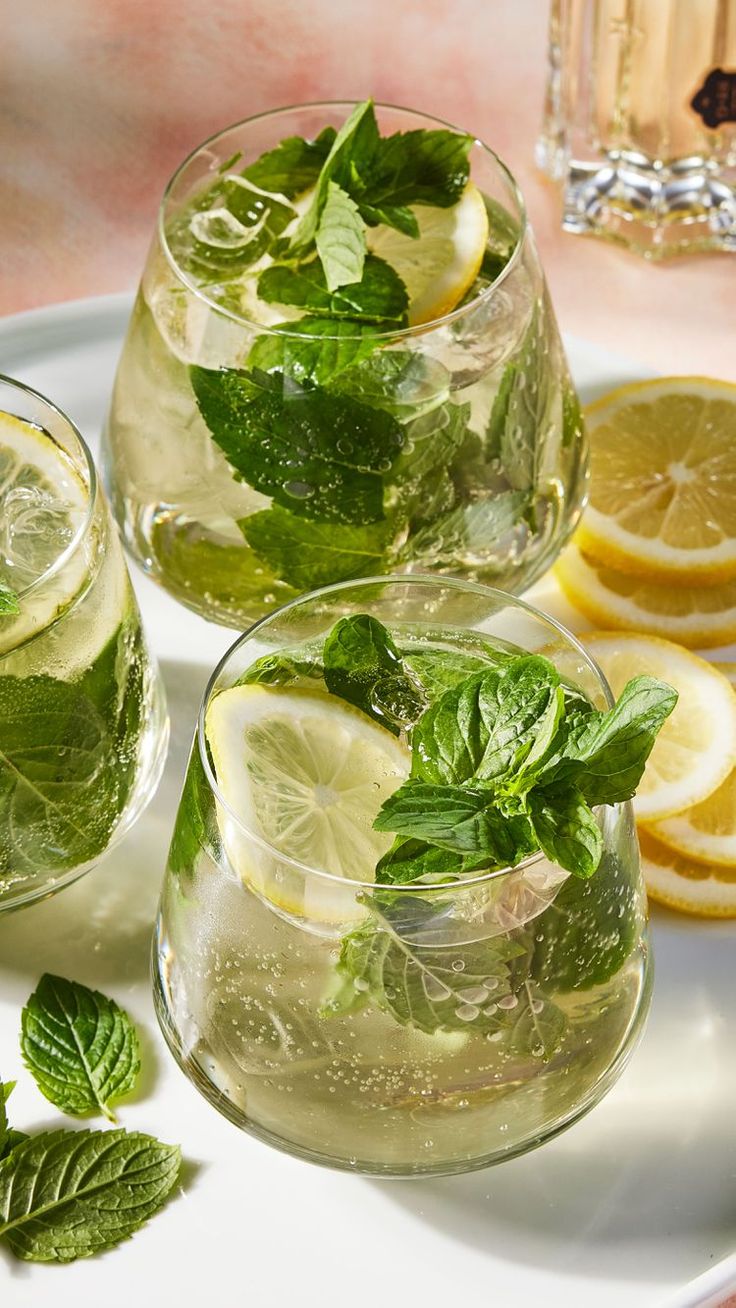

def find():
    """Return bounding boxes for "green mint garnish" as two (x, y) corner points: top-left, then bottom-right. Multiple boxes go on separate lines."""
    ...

(241, 509), (393, 590)
(0, 584), (19, 616)
(248, 320), (381, 386)
(190, 365), (404, 526)
(315, 181), (366, 290)
(258, 253), (408, 324)
(0, 1129), (180, 1262)
(21, 975), (140, 1122)
(323, 614), (425, 736)
(241, 126), (337, 197)
(374, 648), (676, 879)
(0, 1082), (26, 1162)
(0, 621), (146, 881)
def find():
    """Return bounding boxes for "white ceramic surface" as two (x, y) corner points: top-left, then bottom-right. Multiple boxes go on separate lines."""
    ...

(0, 295), (733, 1308)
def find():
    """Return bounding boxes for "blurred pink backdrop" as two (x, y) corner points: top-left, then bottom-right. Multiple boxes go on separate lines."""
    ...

(1, 0), (734, 378)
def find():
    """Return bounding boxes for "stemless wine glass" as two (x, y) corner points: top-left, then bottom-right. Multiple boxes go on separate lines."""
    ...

(102, 103), (587, 629)
(0, 376), (168, 911)
(154, 575), (650, 1177)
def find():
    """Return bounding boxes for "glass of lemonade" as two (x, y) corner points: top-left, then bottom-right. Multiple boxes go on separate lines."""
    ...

(154, 575), (657, 1176)
(0, 376), (168, 911)
(103, 101), (587, 629)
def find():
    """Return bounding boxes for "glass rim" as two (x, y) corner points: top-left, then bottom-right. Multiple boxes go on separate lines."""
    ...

(197, 573), (613, 894)
(157, 98), (528, 343)
(0, 373), (97, 604)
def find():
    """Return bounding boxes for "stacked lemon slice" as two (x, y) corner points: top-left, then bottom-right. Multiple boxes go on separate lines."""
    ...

(556, 377), (736, 915)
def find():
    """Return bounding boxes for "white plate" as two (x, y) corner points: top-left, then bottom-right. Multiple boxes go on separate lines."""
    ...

(0, 294), (733, 1308)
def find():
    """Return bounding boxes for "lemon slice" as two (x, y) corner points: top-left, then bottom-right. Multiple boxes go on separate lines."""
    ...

(638, 827), (736, 919)
(555, 542), (736, 648)
(582, 633), (736, 822)
(0, 411), (88, 657)
(205, 684), (410, 928)
(367, 182), (489, 326)
(577, 378), (736, 583)
(646, 662), (736, 866)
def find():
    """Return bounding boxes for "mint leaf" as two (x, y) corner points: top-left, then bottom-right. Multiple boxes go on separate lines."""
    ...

(315, 181), (366, 290)
(241, 126), (336, 196)
(240, 643), (325, 688)
(190, 365), (404, 525)
(531, 848), (642, 991)
(411, 656), (563, 786)
(0, 1085), (27, 1162)
(375, 837), (490, 885)
(527, 784), (602, 878)
(323, 614), (424, 735)
(331, 353), (450, 424)
(248, 319), (381, 385)
(375, 779), (537, 863)
(0, 585), (19, 616)
(168, 746), (214, 879)
(540, 676), (678, 805)
(289, 100), (380, 251)
(404, 491), (530, 566)
(242, 506), (393, 589)
(324, 896), (526, 1035)
(359, 203), (419, 237)
(0, 673), (122, 879)
(258, 254), (408, 323)
(21, 975), (140, 1122)
(360, 128), (473, 209)
(400, 647), (500, 699)
(0, 1128), (180, 1262)
(505, 981), (569, 1060)
(497, 309), (551, 492)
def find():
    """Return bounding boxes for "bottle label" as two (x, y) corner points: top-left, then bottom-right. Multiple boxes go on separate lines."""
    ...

(691, 68), (736, 127)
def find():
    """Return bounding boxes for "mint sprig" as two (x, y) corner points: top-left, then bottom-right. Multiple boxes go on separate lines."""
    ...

(21, 975), (140, 1122)
(323, 614), (425, 736)
(0, 1129), (180, 1263)
(375, 655), (676, 880)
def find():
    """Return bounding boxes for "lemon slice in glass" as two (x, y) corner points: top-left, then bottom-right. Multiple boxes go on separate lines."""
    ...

(205, 684), (410, 928)
(0, 411), (88, 656)
(367, 182), (489, 326)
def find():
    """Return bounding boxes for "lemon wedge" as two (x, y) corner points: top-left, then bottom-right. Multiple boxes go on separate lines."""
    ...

(367, 182), (489, 326)
(577, 378), (736, 584)
(205, 684), (409, 927)
(582, 633), (736, 822)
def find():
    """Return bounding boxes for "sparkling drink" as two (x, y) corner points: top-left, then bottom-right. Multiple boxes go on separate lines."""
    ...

(0, 377), (168, 911)
(154, 577), (652, 1176)
(102, 103), (587, 628)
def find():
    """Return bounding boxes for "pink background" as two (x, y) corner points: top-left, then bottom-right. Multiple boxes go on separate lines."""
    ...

(1, 0), (734, 379)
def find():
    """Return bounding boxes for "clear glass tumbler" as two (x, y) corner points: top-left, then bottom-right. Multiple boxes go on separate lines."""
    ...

(154, 575), (651, 1177)
(102, 103), (587, 629)
(0, 376), (168, 911)
(538, 0), (736, 256)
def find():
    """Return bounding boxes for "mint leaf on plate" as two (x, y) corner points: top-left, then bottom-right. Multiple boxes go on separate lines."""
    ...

(248, 319), (381, 386)
(323, 613), (425, 735)
(0, 1128), (180, 1263)
(258, 254), (408, 324)
(190, 365), (404, 525)
(241, 506), (393, 589)
(21, 974), (140, 1122)
(0, 1084), (28, 1161)
(241, 126), (336, 197)
(315, 181), (366, 290)
(0, 585), (19, 616)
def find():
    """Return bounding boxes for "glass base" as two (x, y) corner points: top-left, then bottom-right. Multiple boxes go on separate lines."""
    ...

(152, 938), (653, 1179)
(551, 154), (736, 258)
